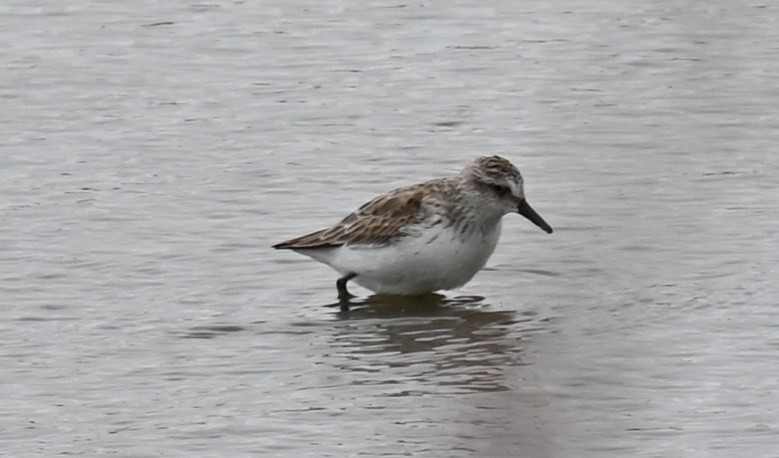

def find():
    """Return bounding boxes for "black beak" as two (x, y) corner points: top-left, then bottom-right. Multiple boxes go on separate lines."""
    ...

(517, 199), (553, 234)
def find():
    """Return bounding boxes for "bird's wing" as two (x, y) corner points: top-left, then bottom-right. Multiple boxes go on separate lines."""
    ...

(273, 180), (450, 249)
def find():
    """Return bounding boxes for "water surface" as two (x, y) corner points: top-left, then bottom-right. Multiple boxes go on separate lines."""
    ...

(1, 0), (778, 456)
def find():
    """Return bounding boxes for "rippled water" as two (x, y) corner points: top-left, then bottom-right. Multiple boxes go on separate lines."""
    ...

(2, 0), (778, 456)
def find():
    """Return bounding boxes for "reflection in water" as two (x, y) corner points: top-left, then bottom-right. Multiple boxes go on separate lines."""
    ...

(179, 324), (247, 339)
(322, 294), (546, 394)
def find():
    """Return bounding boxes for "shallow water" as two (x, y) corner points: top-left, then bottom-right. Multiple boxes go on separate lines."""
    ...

(2, 0), (778, 456)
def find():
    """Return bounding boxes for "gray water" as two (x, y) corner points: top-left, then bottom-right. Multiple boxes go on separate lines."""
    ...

(2, 0), (778, 456)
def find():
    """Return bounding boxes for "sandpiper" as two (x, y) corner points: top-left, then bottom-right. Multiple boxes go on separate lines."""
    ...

(273, 156), (553, 301)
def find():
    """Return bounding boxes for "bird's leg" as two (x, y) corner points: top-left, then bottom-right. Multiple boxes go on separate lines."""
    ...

(336, 273), (357, 303)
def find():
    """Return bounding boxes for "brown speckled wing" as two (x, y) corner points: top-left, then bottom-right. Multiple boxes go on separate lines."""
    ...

(273, 179), (453, 249)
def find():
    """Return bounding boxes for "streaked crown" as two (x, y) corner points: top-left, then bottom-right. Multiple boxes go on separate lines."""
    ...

(463, 155), (525, 199)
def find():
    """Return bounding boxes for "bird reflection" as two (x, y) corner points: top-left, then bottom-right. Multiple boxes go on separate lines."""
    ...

(325, 293), (483, 317)
(323, 294), (544, 394)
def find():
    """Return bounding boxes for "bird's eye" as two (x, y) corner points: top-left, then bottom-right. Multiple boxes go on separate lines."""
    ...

(489, 184), (510, 197)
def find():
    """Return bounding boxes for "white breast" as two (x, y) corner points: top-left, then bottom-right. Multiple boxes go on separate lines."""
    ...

(311, 220), (502, 294)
